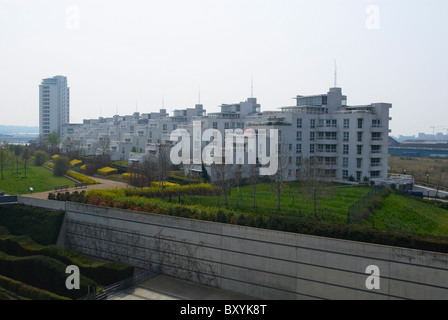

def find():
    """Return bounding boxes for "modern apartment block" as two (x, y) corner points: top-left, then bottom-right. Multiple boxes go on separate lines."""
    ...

(39, 76), (70, 138)
(60, 86), (391, 182)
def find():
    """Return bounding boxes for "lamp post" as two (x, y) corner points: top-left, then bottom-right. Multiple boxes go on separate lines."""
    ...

(426, 173), (430, 184)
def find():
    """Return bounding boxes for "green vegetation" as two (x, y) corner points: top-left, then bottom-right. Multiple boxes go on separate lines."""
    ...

(372, 193), (448, 236)
(0, 164), (74, 195)
(0, 204), (65, 245)
(389, 155), (448, 188)
(0, 205), (135, 299)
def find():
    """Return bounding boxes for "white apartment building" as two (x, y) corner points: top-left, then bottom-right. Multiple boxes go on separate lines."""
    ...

(39, 76), (70, 138)
(60, 86), (391, 182)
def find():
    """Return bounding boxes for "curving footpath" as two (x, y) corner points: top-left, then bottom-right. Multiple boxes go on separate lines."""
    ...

(23, 176), (129, 200)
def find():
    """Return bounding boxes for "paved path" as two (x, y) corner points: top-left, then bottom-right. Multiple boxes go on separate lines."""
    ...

(24, 175), (129, 200)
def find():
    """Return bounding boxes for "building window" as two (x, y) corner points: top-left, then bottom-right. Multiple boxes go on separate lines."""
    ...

(357, 118), (363, 129)
(310, 119), (316, 129)
(357, 145), (363, 155)
(344, 119), (350, 129)
(371, 158), (381, 167)
(343, 157), (348, 168)
(371, 171), (381, 178)
(213, 122), (218, 129)
(296, 144), (302, 154)
(343, 144), (349, 154)
(297, 118), (302, 128)
(343, 170), (349, 180)
(372, 119), (381, 128)
(224, 122), (230, 129)
(371, 145), (381, 154)
(357, 132), (363, 142)
(310, 144), (315, 153)
(372, 132), (382, 141)
(296, 131), (302, 141)
(343, 132), (349, 142)
(356, 171), (362, 181)
(357, 158), (363, 169)
(310, 132), (315, 141)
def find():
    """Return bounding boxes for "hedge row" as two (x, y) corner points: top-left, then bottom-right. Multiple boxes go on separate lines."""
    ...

(168, 174), (203, 185)
(66, 170), (99, 185)
(0, 274), (69, 300)
(54, 189), (448, 254)
(0, 204), (65, 245)
(124, 183), (222, 198)
(0, 250), (96, 299)
(0, 234), (134, 286)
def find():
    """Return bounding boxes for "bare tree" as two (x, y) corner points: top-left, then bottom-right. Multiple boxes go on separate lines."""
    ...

(157, 143), (172, 198)
(298, 157), (332, 218)
(0, 143), (9, 180)
(21, 146), (32, 178)
(271, 142), (291, 212)
(247, 164), (260, 210)
(210, 163), (235, 209)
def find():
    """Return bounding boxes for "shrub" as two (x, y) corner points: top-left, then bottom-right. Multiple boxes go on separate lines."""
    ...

(0, 274), (69, 300)
(0, 235), (134, 286)
(97, 167), (118, 175)
(53, 156), (71, 177)
(66, 171), (98, 185)
(70, 159), (82, 167)
(34, 151), (48, 166)
(0, 204), (65, 245)
(0, 251), (96, 299)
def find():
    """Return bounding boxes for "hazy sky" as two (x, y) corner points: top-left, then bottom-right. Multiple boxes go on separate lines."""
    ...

(0, 0), (447, 136)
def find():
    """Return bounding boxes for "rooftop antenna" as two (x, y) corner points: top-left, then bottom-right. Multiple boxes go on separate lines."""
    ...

(251, 76), (254, 98)
(334, 60), (338, 88)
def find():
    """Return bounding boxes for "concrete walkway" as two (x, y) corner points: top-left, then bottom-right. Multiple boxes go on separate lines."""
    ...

(109, 274), (258, 300)
(24, 175), (129, 200)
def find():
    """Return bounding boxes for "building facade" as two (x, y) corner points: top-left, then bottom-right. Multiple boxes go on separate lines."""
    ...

(61, 87), (391, 182)
(39, 75), (70, 138)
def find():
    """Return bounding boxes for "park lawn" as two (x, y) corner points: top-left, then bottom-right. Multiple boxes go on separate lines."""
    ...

(179, 183), (372, 224)
(0, 165), (75, 195)
(371, 193), (448, 236)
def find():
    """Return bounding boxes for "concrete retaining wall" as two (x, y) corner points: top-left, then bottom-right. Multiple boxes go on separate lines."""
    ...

(17, 197), (448, 299)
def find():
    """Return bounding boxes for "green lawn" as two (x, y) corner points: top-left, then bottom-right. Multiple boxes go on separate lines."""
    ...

(0, 165), (75, 195)
(177, 183), (372, 224)
(371, 193), (448, 236)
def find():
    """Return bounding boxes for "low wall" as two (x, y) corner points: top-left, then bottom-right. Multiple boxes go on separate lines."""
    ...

(17, 197), (448, 300)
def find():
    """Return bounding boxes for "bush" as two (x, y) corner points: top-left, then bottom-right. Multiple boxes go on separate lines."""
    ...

(0, 235), (134, 286)
(0, 204), (64, 245)
(53, 156), (71, 177)
(34, 151), (48, 167)
(66, 171), (98, 185)
(0, 274), (69, 300)
(0, 251), (96, 299)
(97, 167), (118, 176)
(70, 159), (82, 167)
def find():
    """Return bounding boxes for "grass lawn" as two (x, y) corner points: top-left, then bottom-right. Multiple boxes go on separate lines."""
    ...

(0, 165), (75, 195)
(178, 182), (372, 224)
(388, 155), (448, 187)
(371, 193), (448, 236)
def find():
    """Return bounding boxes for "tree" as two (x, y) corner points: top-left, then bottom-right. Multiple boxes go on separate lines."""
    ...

(12, 144), (22, 174)
(21, 146), (32, 178)
(271, 143), (291, 212)
(0, 143), (9, 180)
(157, 144), (171, 198)
(298, 157), (332, 218)
(247, 164), (260, 210)
(46, 132), (61, 153)
(54, 156), (71, 177)
(34, 150), (48, 166)
(211, 163), (235, 210)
